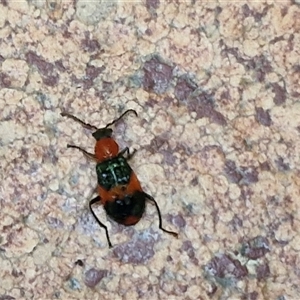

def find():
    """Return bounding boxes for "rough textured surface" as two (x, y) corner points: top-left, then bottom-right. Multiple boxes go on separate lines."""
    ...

(1, 1), (300, 299)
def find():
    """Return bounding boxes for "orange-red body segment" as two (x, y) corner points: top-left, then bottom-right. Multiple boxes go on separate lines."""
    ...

(97, 172), (143, 206)
(94, 137), (119, 162)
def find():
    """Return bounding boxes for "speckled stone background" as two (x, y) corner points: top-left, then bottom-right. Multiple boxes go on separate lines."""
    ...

(1, 1), (300, 299)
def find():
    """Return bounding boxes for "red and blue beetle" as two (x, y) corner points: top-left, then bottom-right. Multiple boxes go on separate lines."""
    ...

(61, 109), (178, 247)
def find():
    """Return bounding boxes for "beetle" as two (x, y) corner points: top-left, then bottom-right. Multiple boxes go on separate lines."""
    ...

(61, 109), (178, 247)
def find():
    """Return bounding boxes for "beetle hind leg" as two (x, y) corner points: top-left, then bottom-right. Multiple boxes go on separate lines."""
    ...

(89, 196), (113, 248)
(144, 193), (178, 238)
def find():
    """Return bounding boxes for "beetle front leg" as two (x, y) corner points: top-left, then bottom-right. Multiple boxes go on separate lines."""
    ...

(119, 147), (137, 160)
(67, 144), (96, 160)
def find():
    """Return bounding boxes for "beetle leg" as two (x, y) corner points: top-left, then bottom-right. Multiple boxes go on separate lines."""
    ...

(66, 144), (96, 160)
(89, 196), (113, 248)
(144, 193), (178, 238)
(119, 147), (137, 160)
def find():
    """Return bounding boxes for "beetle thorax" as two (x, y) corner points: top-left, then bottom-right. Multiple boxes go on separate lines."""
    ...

(94, 137), (119, 162)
